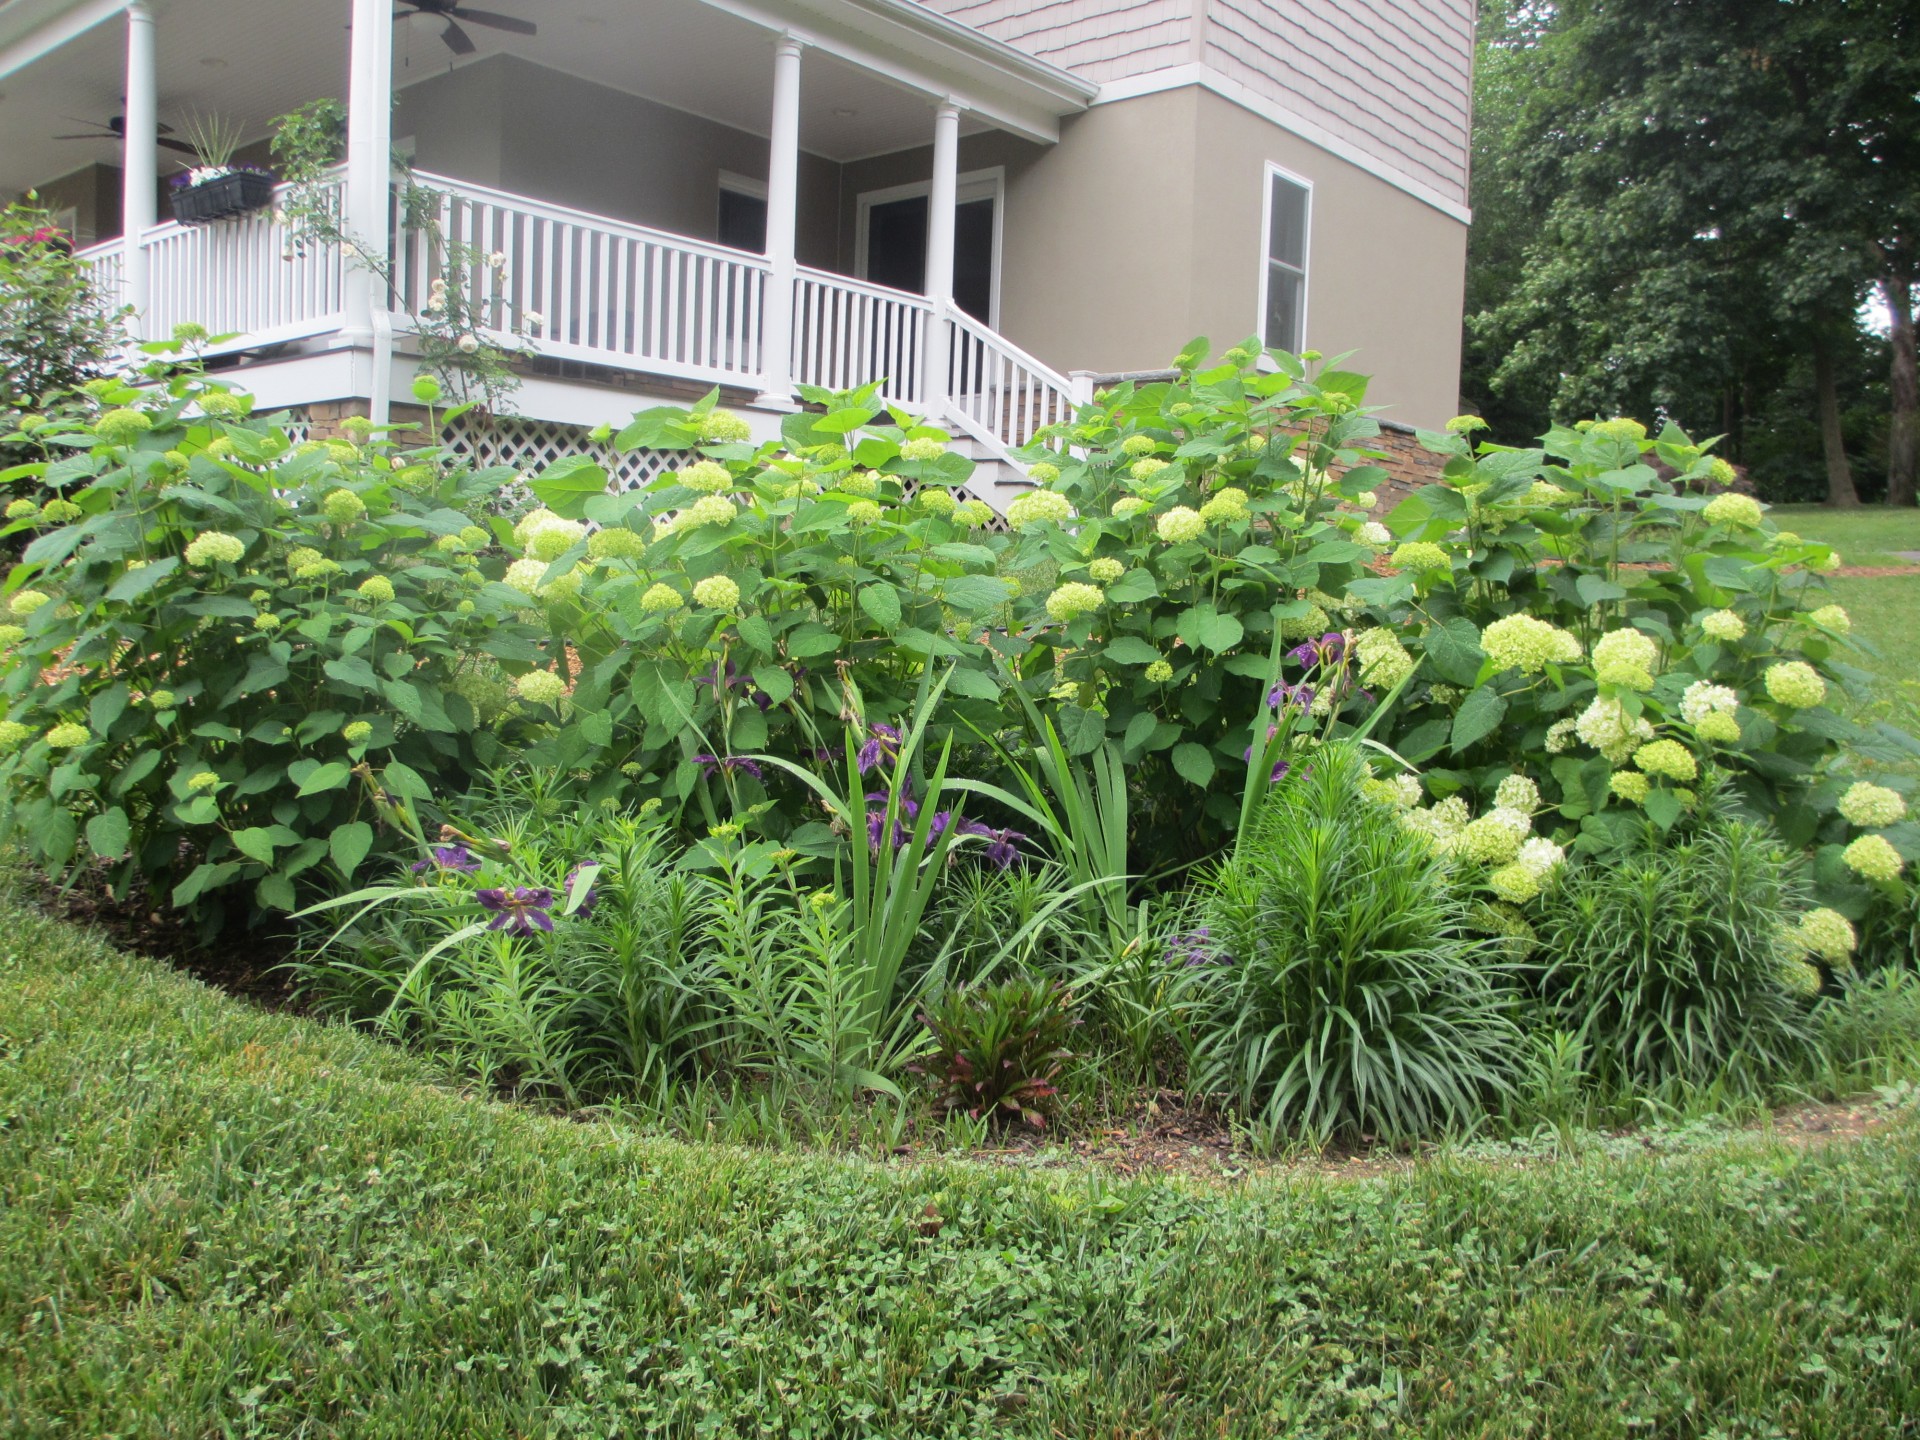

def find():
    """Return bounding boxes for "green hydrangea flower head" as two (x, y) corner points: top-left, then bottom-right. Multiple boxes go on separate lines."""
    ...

(515, 670), (568, 706)
(692, 574), (741, 611)
(1576, 696), (1654, 762)
(900, 437), (946, 462)
(1120, 434), (1157, 457)
(1838, 782), (1906, 829)
(1199, 487), (1249, 524)
(357, 576), (395, 603)
(459, 526), (491, 549)
(187, 771), (220, 792)
(504, 558), (549, 596)
(40, 499), (81, 523)
(1795, 907), (1856, 963)
(640, 582), (684, 613)
(1445, 414), (1489, 435)
(1703, 492), (1764, 529)
(1694, 711), (1740, 744)
(1129, 457), (1170, 483)
(293, 558), (341, 582)
(1006, 489), (1073, 529)
(1460, 809), (1531, 864)
(1045, 581), (1105, 623)
(586, 527), (647, 561)
(1278, 605), (1332, 640)
(1357, 521), (1391, 546)
(1700, 609), (1746, 642)
(342, 721), (373, 745)
(197, 389), (249, 420)
(10, 589), (52, 615)
(1487, 862), (1540, 904)
(1842, 834), (1905, 883)
(455, 599), (476, 615)
(1353, 627), (1416, 689)
(0, 720), (32, 749)
(846, 499), (883, 526)
(1808, 604), (1850, 633)
(1110, 497), (1146, 521)
(680, 460), (735, 494)
(1707, 456), (1738, 487)
(94, 408), (153, 445)
(147, 690), (175, 709)
(917, 488), (958, 517)
(837, 470), (879, 497)
(1494, 774), (1539, 812)
(185, 532), (246, 567)
(5, 499), (39, 521)
(1764, 660), (1826, 709)
(340, 416), (373, 443)
(322, 489), (367, 526)
(525, 518), (587, 562)
(1609, 770), (1650, 804)
(1144, 659), (1173, 683)
(1481, 614), (1581, 674)
(683, 495), (737, 529)
(1088, 556), (1126, 584)
(1524, 481), (1572, 507)
(1588, 417), (1646, 443)
(0, 624), (25, 647)
(1592, 627), (1659, 690)
(285, 547), (323, 573)
(1156, 506), (1205, 544)
(45, 721), (90, 749)
(1632, 739), (1697, 781)
(955, 499), (995, 528)
(1027, 462), (1060, 484)
(253, 612), (281, 631)
(697, 409), (753, 443)
(1391, 541), (1450, 572)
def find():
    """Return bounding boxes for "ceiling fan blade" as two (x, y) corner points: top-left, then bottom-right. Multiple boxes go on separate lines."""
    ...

(441, 17), (477, 54)
(455, 9), (537, 35)
(158, 137), (199, 155)
(53, 132), (115, 141)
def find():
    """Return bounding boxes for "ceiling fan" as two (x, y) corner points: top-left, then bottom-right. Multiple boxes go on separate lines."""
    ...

(54, 115), (197, 155)
(396, 1), (537, 57)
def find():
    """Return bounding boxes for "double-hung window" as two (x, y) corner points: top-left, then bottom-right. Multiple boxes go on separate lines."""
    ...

(1260, 167), (1311, 354)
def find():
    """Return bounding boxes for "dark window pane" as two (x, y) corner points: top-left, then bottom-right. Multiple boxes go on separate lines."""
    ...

(866, 196), (928, 295)
(1268, 175), (1307, 271)
(1264, 265), (1302, 352)
(717, 188), (767, 252)
(953, 197), (995, 322)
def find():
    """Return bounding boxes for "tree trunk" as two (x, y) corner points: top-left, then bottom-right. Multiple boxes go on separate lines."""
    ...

(1812, 333), (1861, 507)
(1888, 269), (1918, 507)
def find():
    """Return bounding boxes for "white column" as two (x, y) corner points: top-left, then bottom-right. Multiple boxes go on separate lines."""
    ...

(120, 0), (157, 339)
(756, 33), (803, 406)
(922, 100), (961, 415)
(342, 0), (394, 345)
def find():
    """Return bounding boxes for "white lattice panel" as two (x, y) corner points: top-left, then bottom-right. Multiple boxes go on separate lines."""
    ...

(441, 416), (672, 495)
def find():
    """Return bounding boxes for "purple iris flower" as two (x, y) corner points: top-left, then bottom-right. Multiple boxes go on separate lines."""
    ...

(812, 743), (846, 767)
(475, 886), (555, 934)
(411, 843), (480, 874)
(1170, 927), (1230, 967)
(1267, 682), (1315, 713)
(967, 821), (1025, 870)
(694, 754), (766, 782)
(1288, 632), (1347, 669)
(857, 723), (903, 775)
(864, 791), (922, 853)
(561, 863), (600, 919)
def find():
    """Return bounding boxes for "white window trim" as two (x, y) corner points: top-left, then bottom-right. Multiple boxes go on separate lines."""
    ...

(853, 166), (1005, 330)
(1256, 160), (1313, 358)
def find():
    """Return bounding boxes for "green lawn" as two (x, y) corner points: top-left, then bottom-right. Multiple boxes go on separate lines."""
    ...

(3, 890), (1918, 1436)
(1772, 503), (1920, 569)
(1772, 507), (1920, 706)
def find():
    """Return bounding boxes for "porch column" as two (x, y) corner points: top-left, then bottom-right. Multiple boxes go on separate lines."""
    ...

(342, 0), (394, 346)
(120, 0), (157, 338)
(922, 100), (961, 415)
(756, 33), (803, 407)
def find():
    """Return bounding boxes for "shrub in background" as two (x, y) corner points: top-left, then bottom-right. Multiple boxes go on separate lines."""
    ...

(0, 367), (553, 931)
(1532, 778), (1819, 1094)
(1187, 742), (1522, 1143)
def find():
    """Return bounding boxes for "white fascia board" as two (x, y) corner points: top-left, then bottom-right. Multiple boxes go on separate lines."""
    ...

(1095, 63), (1472, 225)
(693, 0), (1092, 145)
(0, 0), (127, 79)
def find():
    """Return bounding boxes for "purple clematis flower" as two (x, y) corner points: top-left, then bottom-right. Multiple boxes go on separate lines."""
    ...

(561, 863), (601, 919)
(476, 886), (555, 934)
(1288, 632), (1347, 669)
(857, 723), (902, 776)
(412, 843), (481, 874)
(694, 753), (766, 782)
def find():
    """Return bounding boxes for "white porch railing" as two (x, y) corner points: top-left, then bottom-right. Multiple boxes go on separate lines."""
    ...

(73, 239), (125, 310)
(399, 172), (769, 388)
(792, 266), (932, 407)
(945, 308), (1078, 458)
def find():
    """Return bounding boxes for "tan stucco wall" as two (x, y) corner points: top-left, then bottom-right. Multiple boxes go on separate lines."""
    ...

(840, 86), (1466, 429)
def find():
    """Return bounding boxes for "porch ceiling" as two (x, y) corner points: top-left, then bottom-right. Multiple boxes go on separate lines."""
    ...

(0, 0), (1090, 196)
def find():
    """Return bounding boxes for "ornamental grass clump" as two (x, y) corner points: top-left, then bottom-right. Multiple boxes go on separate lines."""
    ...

(1188, 743), (1522, 1143)
(1533, 779), (1818, 1094)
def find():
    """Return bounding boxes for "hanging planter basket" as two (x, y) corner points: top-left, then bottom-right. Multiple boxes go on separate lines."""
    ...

(169, 170), (276, 225)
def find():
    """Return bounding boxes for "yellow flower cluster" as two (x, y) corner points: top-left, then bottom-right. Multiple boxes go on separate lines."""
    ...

(587, 527), (647, 561)
(1808, 604), (1850, 633)
(1763, 661), (1826, 709)
(1007, 489), (1073, 529)
(692, 574), (740, 611)
(1632, 739), (1697, 781)
(1391, 541), (1450, 572)
(846, 500), (883, 526)
(697, 409), (753, 443)
(1199, 487), (1249, 525)
(1703, 492), (1764, 529)
(1482, 614), (1581, 675)
(679, 460), (735, 494)
(1794, 907), (1856, 963)
(640, 582), (684, 613)
(1144, 659), (1174, 683)
(1088, 557), (1126, 584)
(1045, 581), (1105, 622)
(1842, 834), (1905, 883)
(357, 576), (395, 604)
(900, 437), (946, 461)
(184, 531), (246, 567)
(955, 499), (995, 527)
(1156, 506), (1206, 544)
(1121, 434), (1158, 457)
(1838, 782), (1906, 829)
(1592, 628), (1659, 690)
(322, 489), (367, 526)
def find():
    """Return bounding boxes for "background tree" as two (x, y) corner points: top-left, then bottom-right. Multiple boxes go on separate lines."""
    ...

(1464, 0), (1918, 507)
